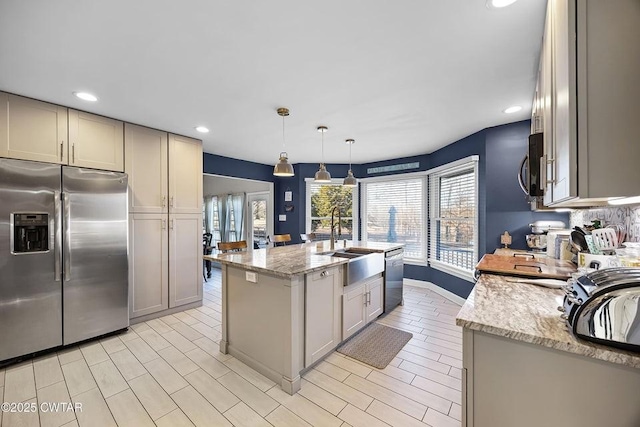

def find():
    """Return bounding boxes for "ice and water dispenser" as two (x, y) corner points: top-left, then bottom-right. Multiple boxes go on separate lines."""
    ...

(12, 213), (49, 253)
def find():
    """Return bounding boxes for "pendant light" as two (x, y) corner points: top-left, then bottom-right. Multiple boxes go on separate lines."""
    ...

(314, 126), (331, 182)
(273, 107), (294, 177)
(343, 139), (357, 187)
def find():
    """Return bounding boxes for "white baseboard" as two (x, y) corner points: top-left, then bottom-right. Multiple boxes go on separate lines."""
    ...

(404, 278), (466, 306)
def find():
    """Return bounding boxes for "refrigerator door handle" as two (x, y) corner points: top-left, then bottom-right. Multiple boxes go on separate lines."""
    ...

(63, 192), (71, 280)
(54, 191), (62, 282)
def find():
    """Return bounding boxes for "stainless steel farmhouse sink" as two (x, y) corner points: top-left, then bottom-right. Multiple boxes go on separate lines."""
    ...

(330, 249), (384, 285)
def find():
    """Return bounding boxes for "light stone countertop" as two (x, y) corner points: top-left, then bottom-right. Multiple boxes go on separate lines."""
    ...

(204, 240), (404, 278)
(456, 274), (640, 369)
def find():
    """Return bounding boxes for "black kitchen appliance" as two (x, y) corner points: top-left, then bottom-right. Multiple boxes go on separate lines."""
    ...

(518, 132), (544, 198)
(561, 267), (640, 352)
(384, 248), (404, 313)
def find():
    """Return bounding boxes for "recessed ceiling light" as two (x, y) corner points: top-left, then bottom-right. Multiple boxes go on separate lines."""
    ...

(73, 92), (98, 102)
(487, 0), (518, 8)
(195, 126), (210, 133)
(503, 105), (522, 114)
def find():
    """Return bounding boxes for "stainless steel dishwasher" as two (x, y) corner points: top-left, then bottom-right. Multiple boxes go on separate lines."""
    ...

(384, 248), (404, 314)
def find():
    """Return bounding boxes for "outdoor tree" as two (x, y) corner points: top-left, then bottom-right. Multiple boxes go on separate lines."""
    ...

(310, 185), (353, 234)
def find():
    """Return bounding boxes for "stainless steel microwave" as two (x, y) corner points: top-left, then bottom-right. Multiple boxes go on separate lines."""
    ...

(518, 133), (544, 198)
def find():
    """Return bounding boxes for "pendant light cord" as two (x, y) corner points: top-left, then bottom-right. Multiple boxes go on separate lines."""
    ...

(321, 129), (325, 163)
(282, 115), (286, 151)
(349, 142), (352, 170)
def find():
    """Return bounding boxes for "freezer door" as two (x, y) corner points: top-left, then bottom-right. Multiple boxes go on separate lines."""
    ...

(0, 158), (62, 361)
(62, 167), (129, 345)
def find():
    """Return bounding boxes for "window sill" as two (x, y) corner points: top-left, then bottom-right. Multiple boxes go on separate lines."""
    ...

(428, 259), (475, 283)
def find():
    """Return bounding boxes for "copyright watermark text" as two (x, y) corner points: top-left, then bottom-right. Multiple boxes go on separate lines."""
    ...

(1, 402), (83, 413)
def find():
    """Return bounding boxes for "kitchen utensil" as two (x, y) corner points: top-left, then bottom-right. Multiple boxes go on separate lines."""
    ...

(570, 230), (588, 253)
(585, 235), (600, 255)
(591, 228), (618, 255)
(504, 277), (567, 288)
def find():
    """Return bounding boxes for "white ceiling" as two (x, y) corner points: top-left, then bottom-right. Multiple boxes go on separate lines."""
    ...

(0, 0), (546, 165)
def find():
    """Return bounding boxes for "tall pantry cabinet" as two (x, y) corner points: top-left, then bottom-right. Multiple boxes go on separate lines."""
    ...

(125, 124), (203, 319)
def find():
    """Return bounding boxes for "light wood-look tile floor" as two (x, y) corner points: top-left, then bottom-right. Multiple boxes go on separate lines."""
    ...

(0, 269), (463, 427)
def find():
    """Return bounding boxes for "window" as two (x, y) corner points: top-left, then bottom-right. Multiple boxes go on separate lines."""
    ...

(306, 180), (357, 241)
(428, 158), (478, 279)
(362, 177), (425, 261)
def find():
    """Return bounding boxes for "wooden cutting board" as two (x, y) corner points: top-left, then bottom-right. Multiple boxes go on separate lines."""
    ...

(475, 254), (577, 280)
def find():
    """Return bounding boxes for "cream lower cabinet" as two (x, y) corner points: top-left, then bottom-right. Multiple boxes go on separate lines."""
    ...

(0, 92), (68, 164)
(305, 266), (343, 366)
(129, 212), (203, 319)
(342, 274), (383, 340)
(68, 109), (124, 172)
(129, 214), (169, 318)
(169, 213), (203, 308)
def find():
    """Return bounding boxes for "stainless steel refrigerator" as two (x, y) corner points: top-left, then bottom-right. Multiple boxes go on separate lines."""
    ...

(0, 158), (128, 362)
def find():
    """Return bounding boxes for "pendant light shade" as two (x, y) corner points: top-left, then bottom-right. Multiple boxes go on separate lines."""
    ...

(273, 107), (294, 177)
(343, 139), (357, 187)
(314, 163), (331, 182)
(314, 126), (331, 182)
(274, 152), (294, 176)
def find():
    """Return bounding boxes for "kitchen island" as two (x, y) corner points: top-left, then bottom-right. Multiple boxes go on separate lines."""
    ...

(204, 240), (403, 394)
(457, 274), (640, 427)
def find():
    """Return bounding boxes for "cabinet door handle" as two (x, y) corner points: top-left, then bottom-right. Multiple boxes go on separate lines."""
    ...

(367, 291), (371, 305)
(60, 142), (64, 162)
(320, 271), (327, 277)
(161, 219), (167, 230)
(72, 143), (75, 164)
(161, 196), (167, 208)
(543, 154), (556, 184)
(169, 196), (174, 208)
(170, 219), (174, 230)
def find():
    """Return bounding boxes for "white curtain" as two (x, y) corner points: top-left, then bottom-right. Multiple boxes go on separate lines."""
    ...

(204, 196), (215, 234)
(218, 196), (228, 242)
(231, 193), (246, 241)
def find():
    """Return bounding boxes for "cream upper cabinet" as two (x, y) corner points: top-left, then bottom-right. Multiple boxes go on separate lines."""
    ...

(125, 124), (168, 213)
(169, 134), (203, 214)
(68, 109), (124, 172)
(305, 266), (342, 366)
(537, 0), (640, 206)
(0, 92), (68, 164)
(129, 213), (169, 318)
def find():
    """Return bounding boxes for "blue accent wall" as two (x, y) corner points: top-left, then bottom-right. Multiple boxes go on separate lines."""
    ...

(203, 153), (274, 182)
(483, 122), (568, 253)
(204, 120), (569, 299)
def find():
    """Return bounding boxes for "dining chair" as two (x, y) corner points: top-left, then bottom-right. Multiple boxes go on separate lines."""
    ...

(300, 233), (317, 242)
(203, 233), (213, 281)
(218, 240), (248, 252)
(271, 234), (292, 246)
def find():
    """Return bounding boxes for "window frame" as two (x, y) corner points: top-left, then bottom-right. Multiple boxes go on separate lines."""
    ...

(305, 178), (359, 242)
(360, 173), (428, 264)
(360, 155), (479, 279)
(428, 156), (479, 282)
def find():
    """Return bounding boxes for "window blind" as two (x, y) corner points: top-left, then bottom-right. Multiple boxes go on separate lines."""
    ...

(307, 182), (355, 240)
(428, 161), (477, 273)
(363, 178), (424, 261)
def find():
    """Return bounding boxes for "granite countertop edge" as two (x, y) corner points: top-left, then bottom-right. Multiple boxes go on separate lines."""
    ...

(204, 240), (404, 278)
(456, 274), (640, 369)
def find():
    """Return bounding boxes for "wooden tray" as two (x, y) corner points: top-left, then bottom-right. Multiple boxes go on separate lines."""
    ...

(475, 254), (576, 280)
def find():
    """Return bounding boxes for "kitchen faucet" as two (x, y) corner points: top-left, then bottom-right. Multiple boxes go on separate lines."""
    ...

(330, 205), (341, 250)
